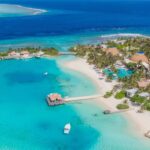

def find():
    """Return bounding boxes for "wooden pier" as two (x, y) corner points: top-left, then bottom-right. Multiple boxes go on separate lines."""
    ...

(64, 95), (101, 102)
(46, 93), (101, 106)
(58, 52), (76, 55)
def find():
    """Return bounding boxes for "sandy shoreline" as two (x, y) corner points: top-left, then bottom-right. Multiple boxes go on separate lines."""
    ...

(0, 4), (47, 16)
(62, 57), (150, 138)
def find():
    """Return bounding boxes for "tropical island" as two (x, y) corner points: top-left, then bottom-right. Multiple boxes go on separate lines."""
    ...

(70, 36), (150, 111)
(0, 47), (59, 60)
(64, 36), (150, 138)
(1, 35), (150, 139)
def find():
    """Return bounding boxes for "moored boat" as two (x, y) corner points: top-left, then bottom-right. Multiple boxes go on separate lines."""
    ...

(64, 123), (71, 134)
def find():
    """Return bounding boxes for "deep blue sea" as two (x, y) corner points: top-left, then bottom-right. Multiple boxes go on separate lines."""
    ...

(0, 0), (150, 50)
(0, 0), (150, 149)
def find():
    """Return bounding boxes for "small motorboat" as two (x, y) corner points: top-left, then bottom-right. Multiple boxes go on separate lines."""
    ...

(64, 123), (71, 134)
(44, 72), (48, 76)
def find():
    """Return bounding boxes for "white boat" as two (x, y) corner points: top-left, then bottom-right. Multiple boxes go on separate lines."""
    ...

(64, 123), (71, 134)
(44, 72), (48, 76)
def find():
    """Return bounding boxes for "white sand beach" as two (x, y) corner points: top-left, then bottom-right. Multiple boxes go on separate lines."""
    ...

(63, 57), (150, 137)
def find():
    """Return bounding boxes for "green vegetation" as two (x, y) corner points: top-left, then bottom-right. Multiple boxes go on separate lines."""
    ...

(123, 37), (150, 58)
(145, 85), (150, 94)
(106, 37), (150, 58)
(0, 52), (8, 57)
(70, 36), (150, 106)
(116, 104), (129, 110)
(104, 91), (113, 98)
(0, 47), (59, 58)
(70, 44), (121, 68)
(131, 94), (146, 105)
(126, 62), (137, 70)
(9, 47), (40, 54)
(115, 91), (126, 99)
(69, 45), (88, 57)
(43, 48), (59, 56)
(143, 101), (150, 111)
(118, 71), (143, 89)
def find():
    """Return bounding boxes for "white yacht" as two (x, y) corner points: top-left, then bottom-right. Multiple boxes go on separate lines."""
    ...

(64, 123), (71, 134)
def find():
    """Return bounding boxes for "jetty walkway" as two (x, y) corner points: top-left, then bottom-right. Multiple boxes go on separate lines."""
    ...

(64, 94), (101, 102)
(58, 52), (76, 55)
(64, 95), (132, 114)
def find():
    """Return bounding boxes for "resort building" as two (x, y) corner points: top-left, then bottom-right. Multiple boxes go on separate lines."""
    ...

(47, 93), (64, 106)
(34, 51), (44, 58)
(20, 50), (30, 58)
(139, 92), (150, 99)
(48, 93), (62, 101)
(101, 44), (107, 49)
(8, 51), (20, 57)
(114, 39), (126, 45)
(126, 88), (138, 98)
(130, 52), (149, 64)
(104, 47), (120, 56)
(137, 79), (150, 89)
(36, 51), (44, 56)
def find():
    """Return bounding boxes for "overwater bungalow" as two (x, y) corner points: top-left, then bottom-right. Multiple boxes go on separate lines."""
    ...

(47, 93), (64, 106)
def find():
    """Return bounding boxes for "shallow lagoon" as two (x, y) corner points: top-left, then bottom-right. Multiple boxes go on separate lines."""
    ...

(0, 58), (99, 150)
(0, 0), (150, 149)
(0, 57), (150, 150)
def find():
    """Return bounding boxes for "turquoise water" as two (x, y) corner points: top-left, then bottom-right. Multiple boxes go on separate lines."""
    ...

(0, 57), (150, 150)
(103, 68), (133, 79)
(0, 0), (150, 149)
(0, 57), (99, 150)
(74, 101), (150, 150)
(117, 68), (133, 78)
(0, 31), (147, 52)
(0, 30), (108, 51)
